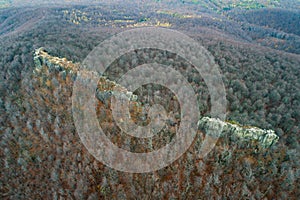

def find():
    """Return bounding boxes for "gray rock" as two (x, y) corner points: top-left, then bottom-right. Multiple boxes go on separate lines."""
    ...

(198, 117), (279, 149)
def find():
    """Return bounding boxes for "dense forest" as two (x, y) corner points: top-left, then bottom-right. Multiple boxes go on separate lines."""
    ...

(0, 0), (299, 199)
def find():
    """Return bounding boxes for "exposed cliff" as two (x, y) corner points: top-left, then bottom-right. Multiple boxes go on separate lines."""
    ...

(3, 48), (292, 199)
(198, 117), (279, 149)
(33, 48), (279, 150)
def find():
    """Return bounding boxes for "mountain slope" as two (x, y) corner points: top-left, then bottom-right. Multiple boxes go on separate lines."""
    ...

(0, 2), (299, 199)
(1, 49), (292, 199)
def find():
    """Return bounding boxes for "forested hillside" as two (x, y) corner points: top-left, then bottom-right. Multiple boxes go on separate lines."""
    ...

(0, 1), (299, 199)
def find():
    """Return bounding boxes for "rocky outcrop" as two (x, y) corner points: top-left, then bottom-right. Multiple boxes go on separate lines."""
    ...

(9, 48), (290, 199)
(33, 48), (279, 150)
(34, 47), (79, 74)
(198, 117), (279, 149)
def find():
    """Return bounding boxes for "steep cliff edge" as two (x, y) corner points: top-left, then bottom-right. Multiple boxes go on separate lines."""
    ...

(3, 48), (293, 199)
(198, 117), (279, 149)
(33, 48), (279, 150)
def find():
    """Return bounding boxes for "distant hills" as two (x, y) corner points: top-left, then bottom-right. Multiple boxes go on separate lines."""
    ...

(1, 1), (299, 53)
(1, 0), (300, 10)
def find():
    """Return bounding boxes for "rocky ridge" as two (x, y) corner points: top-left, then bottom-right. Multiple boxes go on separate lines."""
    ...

(9, 48), (290, 199)
(34, 48), (279, 149)
(198, 117), (279, 149)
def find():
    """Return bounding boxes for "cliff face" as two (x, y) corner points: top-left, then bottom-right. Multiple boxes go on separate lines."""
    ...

(3, 48), (293, 199)
(198, 117), (279, 149)
(33, 48), (279, 150)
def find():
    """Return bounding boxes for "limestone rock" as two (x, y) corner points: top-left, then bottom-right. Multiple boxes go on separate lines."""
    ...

(198, 117), (279, 149)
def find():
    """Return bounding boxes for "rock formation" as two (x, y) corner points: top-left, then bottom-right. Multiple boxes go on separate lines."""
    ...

(34, 48), (279, 149)
(198, 117), (279, 149)
(5, 48), (291, 199)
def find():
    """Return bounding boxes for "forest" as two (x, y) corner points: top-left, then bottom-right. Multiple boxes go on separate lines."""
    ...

(0, 0), (299, 199)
